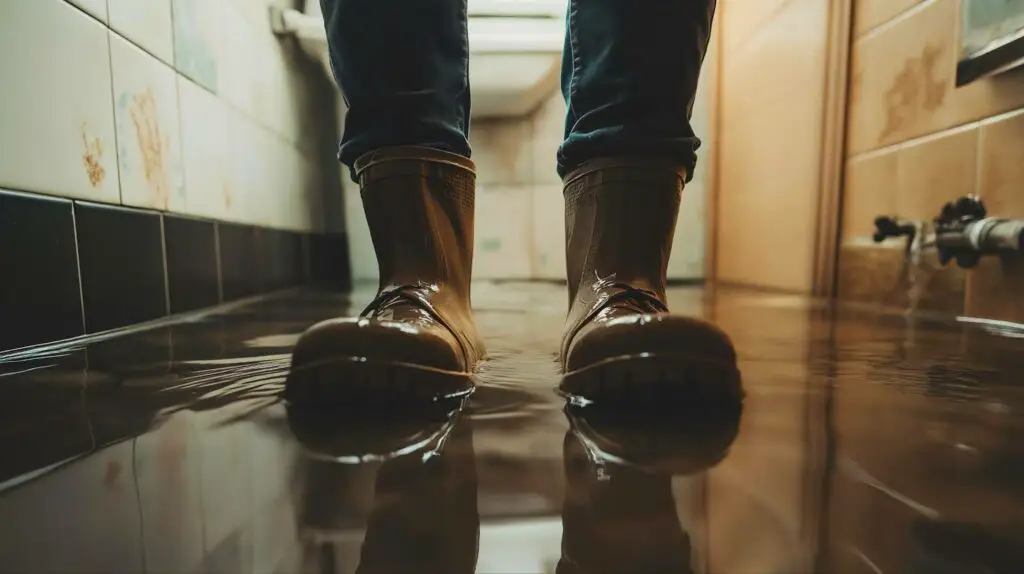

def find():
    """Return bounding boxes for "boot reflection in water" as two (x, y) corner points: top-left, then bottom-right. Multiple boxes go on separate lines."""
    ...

(289, 403), (479, 574)
(287, 0), (740, 405)
(558, 405), (741, 574)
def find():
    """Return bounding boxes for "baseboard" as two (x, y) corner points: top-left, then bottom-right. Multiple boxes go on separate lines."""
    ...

(0, 188), (350, 353)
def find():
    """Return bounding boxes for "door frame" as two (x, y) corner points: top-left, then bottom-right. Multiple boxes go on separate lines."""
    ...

(704, 0), (855, 297)
(811, 0), (855, 297)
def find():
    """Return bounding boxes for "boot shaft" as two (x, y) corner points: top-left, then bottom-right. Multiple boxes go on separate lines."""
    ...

(563, 158), (687, 305)
(355, 147), (477, 298)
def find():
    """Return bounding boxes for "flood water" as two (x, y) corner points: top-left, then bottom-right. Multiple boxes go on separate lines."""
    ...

(1, 282), (1023, 573)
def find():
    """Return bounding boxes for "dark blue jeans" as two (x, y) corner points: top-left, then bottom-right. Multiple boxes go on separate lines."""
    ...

(322, 0), (715, 183)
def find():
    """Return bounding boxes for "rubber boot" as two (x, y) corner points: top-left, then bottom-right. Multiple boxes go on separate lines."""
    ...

(559, 158), (742, 404)
(287, 147), (485, 404)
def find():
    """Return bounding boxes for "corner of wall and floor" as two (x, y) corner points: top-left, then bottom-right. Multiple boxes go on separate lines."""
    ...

(0, 0), (351, 355)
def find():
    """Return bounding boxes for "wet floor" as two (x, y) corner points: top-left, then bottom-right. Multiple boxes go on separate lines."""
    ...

(1, 282), (1024, 573)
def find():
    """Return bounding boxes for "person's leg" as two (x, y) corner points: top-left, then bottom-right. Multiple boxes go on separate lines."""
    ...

(324, 0), (472, 177)
(557, 0), (713, 181)
(556, 0), (742, 405)
(288, 0), (485, 404)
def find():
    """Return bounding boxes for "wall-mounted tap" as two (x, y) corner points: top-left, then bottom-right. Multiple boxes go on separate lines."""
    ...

(872, 195), (1024, 269)
(933, 196), (1024, 268)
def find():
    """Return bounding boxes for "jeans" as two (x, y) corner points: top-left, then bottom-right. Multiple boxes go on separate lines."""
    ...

(322, 0), (715, 183)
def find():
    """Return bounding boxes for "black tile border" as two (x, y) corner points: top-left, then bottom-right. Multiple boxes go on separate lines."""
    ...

(0, 189), (84, 351)
(75, 202), (168, 333)
(0, 188), (351, 354)
(164, 214), (220, 314)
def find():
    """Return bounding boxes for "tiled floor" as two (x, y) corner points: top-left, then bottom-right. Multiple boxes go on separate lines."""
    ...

(1, 282), (1023, 573)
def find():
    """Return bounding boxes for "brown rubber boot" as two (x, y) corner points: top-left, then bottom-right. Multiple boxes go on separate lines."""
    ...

(559, 158), (742, 405)
(287, 146), (485, 405)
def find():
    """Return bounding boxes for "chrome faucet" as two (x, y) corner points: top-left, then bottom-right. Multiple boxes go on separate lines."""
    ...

(872, 195), (1024, 269)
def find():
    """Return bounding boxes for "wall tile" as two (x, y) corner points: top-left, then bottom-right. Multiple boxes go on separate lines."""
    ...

(978, 109), (1024, 219)
(842, 153), (899, 240)
(110, 33), (186, 212)
(895, 127), (979, 220)
(229, 111), (273, 226)
(847, 0), (1024, 155)
(66, 0), (108, 22)
(836, 243), (965, 314)
(965, 254), (1024, 324)
(475, 185), (533, 280)
(853, 0), (924, 36)
(231, 113), (321, 231)
(220, 2), (312, 152)
(75, 203), (168, 333)
(164, 215), (219, 314)
(178, 75), (236, 221)
(471, 118), (535, 186)
(308, 233), (351, 290)
(531, 93), (565, 185)
(343, 182), (378, 283)
(0, 0), (119, 203)
(108, 0), (175, 65)
(218, 223), (261, 300)
(171, 0), (221, 92)
(261, 229), (305, 291)
(0, 191), (84, 352)
(531, 184), (566, 280)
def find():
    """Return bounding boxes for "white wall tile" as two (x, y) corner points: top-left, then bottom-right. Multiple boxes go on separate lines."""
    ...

(178, 75), (235, 220)
(475, 184), (534, 280)
(531, 184), (565, 280)
(110, 33), (186, 211)
(108, 0), (176, 65)
(66, 0), (108, 22)
(230, 110), (322, 231)
(470, 117), (536, 186)
(171, 0), (221, 92)
(229, 111), (274, 226)
(0, 0), (119, 203)
(668, 174), (707, 280)
(343, 181), (378, 283)
(220, 2), (314, 156)
(531, 92), (566, 185)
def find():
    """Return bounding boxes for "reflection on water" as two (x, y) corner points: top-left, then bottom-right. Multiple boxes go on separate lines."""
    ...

(0, 283), (1022, 573)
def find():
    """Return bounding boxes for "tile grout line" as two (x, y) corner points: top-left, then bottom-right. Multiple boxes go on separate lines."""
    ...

(159, 214), (172, 315)
(0, 288), (304, 362)
(854, 0), (938, 44)
(69, 203), (90, 335)
(214, 222), (225, 303)
(847, 105), (1024, 163)
(69, 0), (318, 162)
(103, 26), (126, 206)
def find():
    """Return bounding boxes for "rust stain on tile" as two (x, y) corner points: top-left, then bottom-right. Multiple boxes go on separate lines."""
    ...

(220, 173), (233, 211)
(129, 88), (171, 210)
(81, 127), (106, 187)
(880, 44), (947, 141)
(104, 460), (122, 487)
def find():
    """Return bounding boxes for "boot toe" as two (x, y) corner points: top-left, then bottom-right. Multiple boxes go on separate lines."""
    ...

(562, 314), (742, 405)
(286, 318), (472, 405)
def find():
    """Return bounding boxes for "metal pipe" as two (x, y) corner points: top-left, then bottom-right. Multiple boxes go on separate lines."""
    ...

(935, 218), (1024, 254)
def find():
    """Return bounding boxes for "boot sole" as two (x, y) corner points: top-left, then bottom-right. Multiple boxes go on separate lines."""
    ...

(284, 357), (475, 406)
(559, 353), (743, 408)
